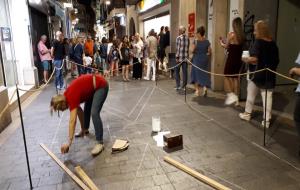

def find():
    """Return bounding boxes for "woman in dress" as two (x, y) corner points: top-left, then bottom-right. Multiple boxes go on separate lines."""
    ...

(109, 39), (120, 77)
(119, 36), (130, 81)
(239, 20), (279, 129)
(220, 17), (245, 105)
(190, 26), (211, 96)
(132, 33), (144, 80)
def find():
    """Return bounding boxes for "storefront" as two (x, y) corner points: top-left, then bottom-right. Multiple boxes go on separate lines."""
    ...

(137, 0), (170, 38)
(28, 1), (50, 84)
(143, 14), (170, 36)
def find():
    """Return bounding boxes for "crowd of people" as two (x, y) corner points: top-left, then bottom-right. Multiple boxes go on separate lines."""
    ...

(37, 26), (171, 87)
(174, 18), (281, 130)
(39, 18), (300, 155)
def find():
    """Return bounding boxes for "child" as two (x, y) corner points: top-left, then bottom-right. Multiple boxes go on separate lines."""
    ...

(94, 50), (102, 74)
(83, 53), (93, 74)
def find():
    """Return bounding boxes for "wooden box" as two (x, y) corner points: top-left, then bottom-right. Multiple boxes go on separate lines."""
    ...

(163, 134), (183, 149)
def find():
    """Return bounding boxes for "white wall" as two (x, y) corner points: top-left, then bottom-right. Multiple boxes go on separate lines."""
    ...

(179, 0), (196, 29)
(8, 0), (36, 85)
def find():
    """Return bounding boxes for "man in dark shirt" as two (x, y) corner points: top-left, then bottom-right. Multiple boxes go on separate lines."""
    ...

(51, 31), (65, 90)
(73, 36), (84, 76)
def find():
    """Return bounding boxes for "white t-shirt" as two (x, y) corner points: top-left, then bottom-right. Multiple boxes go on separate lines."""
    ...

(83, 56), (93, 66)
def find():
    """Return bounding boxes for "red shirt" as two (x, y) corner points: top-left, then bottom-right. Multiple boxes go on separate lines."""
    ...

(64, 74), (108, 111)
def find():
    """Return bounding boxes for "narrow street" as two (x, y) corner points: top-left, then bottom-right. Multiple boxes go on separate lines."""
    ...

(0, 76), (300, 190)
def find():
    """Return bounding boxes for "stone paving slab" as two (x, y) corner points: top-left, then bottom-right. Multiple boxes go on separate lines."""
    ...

(0, 77), (300, 190)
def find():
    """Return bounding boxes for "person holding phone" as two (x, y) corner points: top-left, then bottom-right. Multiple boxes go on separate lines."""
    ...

(220, 17), (245, 106)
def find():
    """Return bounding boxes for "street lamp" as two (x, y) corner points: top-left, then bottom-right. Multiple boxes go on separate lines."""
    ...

(105, 0), (111, 5)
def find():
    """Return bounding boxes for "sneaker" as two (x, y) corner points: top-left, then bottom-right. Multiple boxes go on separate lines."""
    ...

(225, 93), (238, 105)
(202, 87), (207, 97)
(174, 86), (180, 90)
(143, 77), (150, 81)
(151, 77), (156, 81)
(239, 112), (251, 121)
(261, 120), (270, 129)
(91, 143), (104, 156)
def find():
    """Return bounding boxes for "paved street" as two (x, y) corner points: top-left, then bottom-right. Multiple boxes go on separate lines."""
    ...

(0, 76), (300, 190)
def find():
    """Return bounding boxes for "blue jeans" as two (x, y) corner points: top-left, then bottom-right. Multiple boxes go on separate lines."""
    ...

(175, 62), (187, 88)
(53, 60), (64, 88)
(84, 85), (109, 143)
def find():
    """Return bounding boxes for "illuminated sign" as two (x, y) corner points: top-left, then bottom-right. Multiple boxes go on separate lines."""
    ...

(139, 0), (165, 12)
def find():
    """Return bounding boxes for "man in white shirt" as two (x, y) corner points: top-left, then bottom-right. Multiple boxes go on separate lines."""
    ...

(144, 29), (158, 81)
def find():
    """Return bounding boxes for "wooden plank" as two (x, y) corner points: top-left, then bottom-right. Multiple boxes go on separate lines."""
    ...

(40, 144), (90, 190)
(75, 166), (100, 190)
(164, 156), (231, 190)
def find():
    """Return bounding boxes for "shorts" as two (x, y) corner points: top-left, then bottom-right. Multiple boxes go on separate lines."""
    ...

(42, 60), (50, 71)
(121, 60), (129, 66)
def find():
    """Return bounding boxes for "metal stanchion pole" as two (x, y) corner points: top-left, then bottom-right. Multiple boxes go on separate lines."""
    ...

(185, 61), (187, 103)
(16, 85), (33, 189)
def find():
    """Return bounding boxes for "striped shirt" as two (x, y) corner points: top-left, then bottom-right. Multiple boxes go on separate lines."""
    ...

(176, 34), (190, 62)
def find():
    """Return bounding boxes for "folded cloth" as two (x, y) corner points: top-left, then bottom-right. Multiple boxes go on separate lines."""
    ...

(112, 139), (129, 153)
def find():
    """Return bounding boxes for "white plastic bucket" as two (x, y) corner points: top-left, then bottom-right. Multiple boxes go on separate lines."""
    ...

(152, 116), (161, 132)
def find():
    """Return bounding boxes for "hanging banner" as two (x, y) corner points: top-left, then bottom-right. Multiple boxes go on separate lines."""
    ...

(188, 13), (195, 37)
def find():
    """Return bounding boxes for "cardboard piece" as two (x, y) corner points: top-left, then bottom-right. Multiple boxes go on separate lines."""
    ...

(112, 139), (129, 153)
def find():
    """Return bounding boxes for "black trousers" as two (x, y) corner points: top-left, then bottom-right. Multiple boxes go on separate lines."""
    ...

(132, 57), (142, 79)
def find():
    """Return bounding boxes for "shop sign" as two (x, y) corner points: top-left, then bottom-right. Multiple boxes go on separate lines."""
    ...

(139, 0), (165, 12)
(188, 13), (195, 37)
(0, 27), (11, 41)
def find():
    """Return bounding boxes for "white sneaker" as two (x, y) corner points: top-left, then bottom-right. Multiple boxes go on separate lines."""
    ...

(151, 77), (156, 81)
(225, 93), (238, 105)
(143, 77), (150, 81)
(91, 144), (104, 156)
(261, 120), (270, 129)
(239, 112), (251, 121)
(202, 87), (207, 97)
